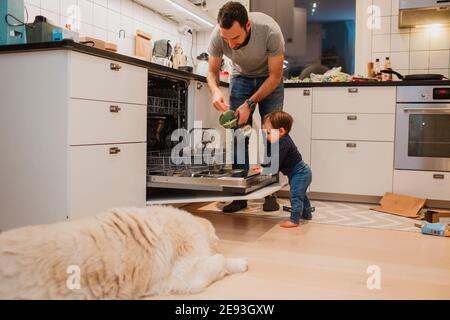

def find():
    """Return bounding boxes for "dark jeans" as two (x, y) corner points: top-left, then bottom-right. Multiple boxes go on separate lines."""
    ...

(288, 161), (313, 223)
(229, 75), (284, 171)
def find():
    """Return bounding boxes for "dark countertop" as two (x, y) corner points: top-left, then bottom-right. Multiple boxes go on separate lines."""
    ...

(284, 80), (450, 88)
(1, 40), (449, 89)
(0, 39), (230, 87)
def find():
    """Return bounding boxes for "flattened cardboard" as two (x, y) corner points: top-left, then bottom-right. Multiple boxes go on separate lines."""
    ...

(370, 192), (426, 218)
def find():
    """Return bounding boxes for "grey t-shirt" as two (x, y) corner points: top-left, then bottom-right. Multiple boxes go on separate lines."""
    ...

(207, 12), (285, 78)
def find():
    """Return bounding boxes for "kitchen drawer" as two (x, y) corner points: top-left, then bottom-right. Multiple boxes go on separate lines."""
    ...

(69, 52), (147, 105)
(69, 143), (147, 220)
(310, 140), (394, 196)
(69, 99), (147, 145)
(312, 114), (395, 141)
(394, 170), (450, 201)
(313, 87), (396, 114)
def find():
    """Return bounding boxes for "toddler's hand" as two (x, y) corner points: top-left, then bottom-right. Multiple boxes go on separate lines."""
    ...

(253, 166), (262, 174)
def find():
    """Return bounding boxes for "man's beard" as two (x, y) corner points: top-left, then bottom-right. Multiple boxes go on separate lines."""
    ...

(232, 29), (251, 50)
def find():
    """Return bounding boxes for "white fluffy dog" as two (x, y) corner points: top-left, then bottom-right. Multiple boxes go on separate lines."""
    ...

(0, 206), (248, 299)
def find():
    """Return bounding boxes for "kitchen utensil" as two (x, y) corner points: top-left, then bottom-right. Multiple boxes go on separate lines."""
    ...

(381, 69), (447, 81)
(135, 30), (152, 61)
(79, 36), (106, 50)
(105, 42), (117, 52)
(172, 42), (187, 69)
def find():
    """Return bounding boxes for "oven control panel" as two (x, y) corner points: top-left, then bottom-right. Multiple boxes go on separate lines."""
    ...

(397, 86), (450, 103)
(433, 88), (450, 100)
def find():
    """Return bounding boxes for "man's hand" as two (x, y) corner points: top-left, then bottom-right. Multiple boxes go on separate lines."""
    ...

(234, 102), (252, 126)
(212, 90), (229, 112)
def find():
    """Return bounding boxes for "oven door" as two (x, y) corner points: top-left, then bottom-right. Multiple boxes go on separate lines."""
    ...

(395, 103), (450, 172)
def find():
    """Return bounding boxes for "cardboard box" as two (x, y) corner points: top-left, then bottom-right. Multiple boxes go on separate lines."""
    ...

(424, 209), (450, 224)
(370, 193), (426, 219)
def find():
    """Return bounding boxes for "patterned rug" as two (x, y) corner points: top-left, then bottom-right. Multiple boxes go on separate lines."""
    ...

(196, 198), (420, 233)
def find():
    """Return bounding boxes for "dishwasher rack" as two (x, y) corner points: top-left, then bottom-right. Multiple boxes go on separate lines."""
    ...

(147, 150), (228, 176)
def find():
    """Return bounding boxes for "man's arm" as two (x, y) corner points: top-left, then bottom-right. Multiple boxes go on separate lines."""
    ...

(249, 54), (284, 103)
(207, 55), (229, 112)
(235, 54), (284, 126)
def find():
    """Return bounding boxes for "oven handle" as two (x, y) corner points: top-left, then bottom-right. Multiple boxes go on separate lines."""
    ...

(403, 107), (450, 113)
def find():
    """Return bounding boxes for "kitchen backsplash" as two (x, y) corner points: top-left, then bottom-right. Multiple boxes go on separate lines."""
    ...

(24, 0), (198, 66)
(370, 0), (450, 78)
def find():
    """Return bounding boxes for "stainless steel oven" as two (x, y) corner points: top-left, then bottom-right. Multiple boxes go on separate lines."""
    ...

(395, 86), (450, 172)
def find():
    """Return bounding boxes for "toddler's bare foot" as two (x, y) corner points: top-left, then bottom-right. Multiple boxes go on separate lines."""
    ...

(280, 221), (299, 228)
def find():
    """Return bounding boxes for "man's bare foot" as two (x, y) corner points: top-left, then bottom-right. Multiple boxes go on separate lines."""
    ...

(280, 221), (299, 228)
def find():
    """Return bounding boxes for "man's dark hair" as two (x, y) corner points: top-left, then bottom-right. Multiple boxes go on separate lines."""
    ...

(217, 1), (249, 29)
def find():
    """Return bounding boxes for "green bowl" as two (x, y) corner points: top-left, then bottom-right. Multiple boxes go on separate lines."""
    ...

(219, 111), (238, 129)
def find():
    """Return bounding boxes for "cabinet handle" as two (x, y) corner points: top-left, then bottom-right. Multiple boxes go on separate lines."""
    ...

(347, 115), (358, 121)
(110, 105), (121, 113)
(109, 147), (121, 154)
(196, 82), (203, 90)
(110, 63), (122, 71)
(433, 174), (445, 180)
(348, 88), (358, 93)
(303, 89), (311, 96)
(346, 143), (357, 148)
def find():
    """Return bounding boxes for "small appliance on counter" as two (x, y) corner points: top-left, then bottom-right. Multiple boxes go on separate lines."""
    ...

(195, 52), (209, 77)
(0, 0), (26, 45)
(25, 16), (64, 43)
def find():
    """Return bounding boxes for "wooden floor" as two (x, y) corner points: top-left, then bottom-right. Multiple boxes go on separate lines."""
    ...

(154, 203), (450, 300)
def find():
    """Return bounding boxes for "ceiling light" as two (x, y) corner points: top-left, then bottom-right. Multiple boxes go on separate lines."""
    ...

(164, 0), (214, 28)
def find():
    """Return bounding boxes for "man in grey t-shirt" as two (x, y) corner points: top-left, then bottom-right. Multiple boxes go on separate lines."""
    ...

(206, 1), (285, 213)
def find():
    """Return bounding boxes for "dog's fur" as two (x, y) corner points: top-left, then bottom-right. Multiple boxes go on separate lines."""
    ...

(0, 206), (248, 299)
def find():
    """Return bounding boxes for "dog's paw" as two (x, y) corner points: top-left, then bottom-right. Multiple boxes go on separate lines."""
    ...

(226, 257), (248, 274)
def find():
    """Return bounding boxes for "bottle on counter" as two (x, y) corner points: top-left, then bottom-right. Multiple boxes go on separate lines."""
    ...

(382, 57), (392, 81)
(374, 58), (382, 81)
(368, 62), (375, 78)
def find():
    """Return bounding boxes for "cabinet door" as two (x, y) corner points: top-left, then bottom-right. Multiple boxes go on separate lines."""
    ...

(192, 81), (222, 129)
(69, 99), (147, 145)
(69, 143), (147, 220)
(310, 140), (394, 196)
(394, 170), (450, 201)
(70, 52), (147, 105)
(283, 88), (312, 165)
(312, 114), (395, 142)
(313, 87), (396, 114)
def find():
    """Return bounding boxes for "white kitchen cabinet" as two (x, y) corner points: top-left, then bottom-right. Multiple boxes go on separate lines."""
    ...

(313, 87), (396, 114)
(70, 51), (147, 105)
(312, 114), (395, 142)
(394, 170), (450, 201)
(310, 85), (396, 198)
(191, 81), (226, 130)
(69, 143), (147, 220)
(69, 99), (147, 145)
(0, 50), (147, 230)
(310, 140), (394, 196)
(283, 88), (312, 165)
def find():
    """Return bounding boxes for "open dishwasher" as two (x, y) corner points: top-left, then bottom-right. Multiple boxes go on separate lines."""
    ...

(146, 74), (280, 203)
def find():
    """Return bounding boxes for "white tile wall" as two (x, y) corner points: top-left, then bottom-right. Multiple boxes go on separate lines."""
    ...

(24, 0), (198, 66)
(368, 0), (450, 77)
